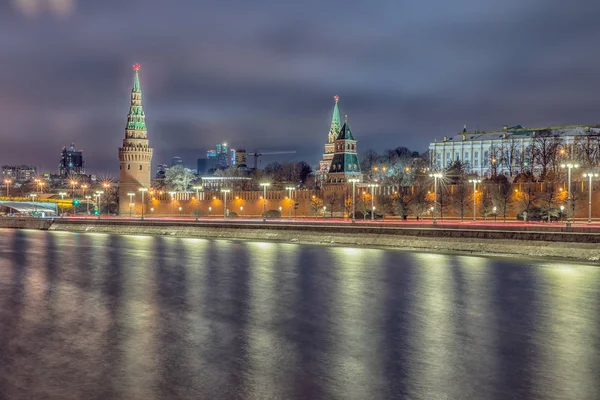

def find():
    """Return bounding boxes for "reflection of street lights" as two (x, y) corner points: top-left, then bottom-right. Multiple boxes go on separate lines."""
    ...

(429, 173), (443, 224)
(349, 178), (360, 223)
(221, 189), (231, 219)
(127, 192), (135, 217)
(169, 192), (176, 216)
(286, 186), (295, 220)
(469, 179), (481, 221)
(493, 206), (497, 223)
(139, 188), (148, 220)
(561, 163), (579, 227)
(193, 186), (203, 221)
(368, 183), (379, 220)
(260, 183), (270, 222)
(582, 172), (598, 223)
(59, 192), (67, 217)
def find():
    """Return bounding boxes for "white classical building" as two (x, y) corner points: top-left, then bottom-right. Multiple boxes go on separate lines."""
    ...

(429, 124), (600, 177)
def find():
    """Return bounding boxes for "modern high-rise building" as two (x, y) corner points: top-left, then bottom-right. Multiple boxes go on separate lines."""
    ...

(230, 148), (237, 166)
(59, 142), (85, 177)
(317, 95), (342, 186)
(235, 149), (247, 167)
(216, 143), (230, 169)
(1, 165), (37, 182)
(171, 156), (183, 167)
(118, 64), (153, 215)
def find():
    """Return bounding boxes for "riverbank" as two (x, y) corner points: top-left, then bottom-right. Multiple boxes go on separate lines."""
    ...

(2, 217), (600, 262)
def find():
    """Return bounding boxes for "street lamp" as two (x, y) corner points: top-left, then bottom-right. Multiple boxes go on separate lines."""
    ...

(221, 189), (231, 219)
(260, 183), (270, 222)
(560, 205), (565, 221)
(493, 206), (497, 223)
(429, 173), (443, 224)
(349, 178), (360, 223)
(323, 206), (326, 218)
(193, 185), (203, 221)
(127, 192), (135, 217)
(368, 183), (379, 221)
(582, 172), (598, 224)
(102, 183), (111, 217)
(29, 193), (37, 216)
(561, 163), (579, 227)
(81, 184), (88, 199)
(169, 192), (176, 217)
(59, 192), (67, 217)
(95, 191), (103, 219)
(85, 195), (91, 215)
(469, 179), (481, 221)
(240, 206), (243, 216)
(4, 179), (11, 197)
(286, 186), (295, 220)
(70, 180), (77, 200)
(178, 206), (182, 216)
(208, 206), (212, 216)
(139, 188), (148, 220)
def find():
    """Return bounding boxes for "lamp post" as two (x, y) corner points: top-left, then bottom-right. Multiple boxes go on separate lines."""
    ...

(29, 193), (37, 216)
(95, 191), (103, 219)
(208, 206), (212, 216)
(582, 172), (598, 224)
(469, 179), (481, 221)
(240, 206), (243, 216)
(81, 184), (88, 200)
(368, 183), (379, 221)
(169, 192), (176, 217)
(70, 180), (77, 200)
(178, 206), (182, 216)
(561, 163), (579, 227)
(349, 178), (360, 223)
(193, 186), (203, 221)
(493, 206), (497, 223)
(286, 186), (295, 220)
(85, 195), (91, 215)
(260, 183), (270, 222)
(139, 188), (148, 220)
(221, 189), (231, 219)
(429, 173), (443, 225)
(59, 192), (67, 217)
(560, 205), (565, 221)
(4, 179), (11, 197)
(102, 183), (111, 217)
(127, 192), (135, 217)
(323, 206), (326, 218)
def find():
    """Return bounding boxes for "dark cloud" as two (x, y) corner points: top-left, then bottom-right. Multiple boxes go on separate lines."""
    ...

(1, 0), (600, 174)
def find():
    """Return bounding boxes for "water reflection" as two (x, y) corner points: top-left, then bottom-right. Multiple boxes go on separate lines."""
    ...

(0, 229), (599, 400)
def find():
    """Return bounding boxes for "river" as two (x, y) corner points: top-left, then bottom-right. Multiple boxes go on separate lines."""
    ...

(0, 229), (599, 399)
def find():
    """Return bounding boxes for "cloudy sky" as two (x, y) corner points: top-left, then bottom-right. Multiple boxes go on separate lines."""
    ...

(1, 0), (600, 174)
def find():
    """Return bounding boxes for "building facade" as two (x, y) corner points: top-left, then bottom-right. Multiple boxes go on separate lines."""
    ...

(118, 64), (153, 215)
(1, 165), (37, 182)
(317, 95), (342, 186)
(59, 143), (85, 177)
(325, 116), (362, 185)
(429, 124), (600, 177)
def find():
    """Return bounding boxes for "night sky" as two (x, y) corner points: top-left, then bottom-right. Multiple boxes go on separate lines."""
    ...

(1, 1), (600, 175)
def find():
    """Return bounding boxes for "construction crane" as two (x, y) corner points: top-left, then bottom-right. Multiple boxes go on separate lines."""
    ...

(248, 150), (297, 170)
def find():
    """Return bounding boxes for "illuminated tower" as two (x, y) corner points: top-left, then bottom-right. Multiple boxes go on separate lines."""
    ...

(317, 95), (342, 185)
(326, 115), (361, 184)
(118, 64), (153, 215)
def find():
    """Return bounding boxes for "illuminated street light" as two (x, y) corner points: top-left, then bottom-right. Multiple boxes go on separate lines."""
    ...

(468, 179), (481, 221)
(95, 191), (104, 219)
(221, 189), (231, 219)
(138, 187), (148, 220)
(286, 186), (295, 220)
(59, 192), (67, 217)
(260, 183), (270, 222)
(429, 173), (443, 224)
(85, 195), (91, 215)
(4, 179), (11, 198)
(561, 163), (579, 227)
(169, 191), (176, 216)
(582, 172), (598, 223)
(193, 185), (203, 221)
(368, 183), (379, 221)
(70, 180), (78, 199)
(349, 178), (360, 223)
(127, 192), (135, 217)
(493, 206), (497, 223)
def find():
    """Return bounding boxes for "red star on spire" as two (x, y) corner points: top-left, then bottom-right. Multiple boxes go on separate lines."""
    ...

(133, 63), (140, 71)
(334, 95), (339, 102)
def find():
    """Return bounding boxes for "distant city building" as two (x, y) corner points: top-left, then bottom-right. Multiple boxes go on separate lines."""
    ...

(235, 149), (247, 167)
(1, 165), (37, 182)
(59, 142), (85, 177)
(118, 63), (153, 215)
(428, 124), (600, 177)
(317, 95), (342, 186)
(216, 143), (230, 169)
(197, 157), (217, 175)
(230, 148), (237, 166)
(171, 156), (183, 167)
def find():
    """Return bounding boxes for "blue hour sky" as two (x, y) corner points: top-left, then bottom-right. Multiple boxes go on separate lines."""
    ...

(1, 0), (599, 174)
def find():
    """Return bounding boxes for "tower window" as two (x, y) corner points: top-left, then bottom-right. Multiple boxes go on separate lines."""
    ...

(139, 165), (142, 170)
(127, 164), (131, 170)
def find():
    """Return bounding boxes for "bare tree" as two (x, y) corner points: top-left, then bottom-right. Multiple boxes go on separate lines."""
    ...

(532, 130), (563, 180)
(499, 138), (520, 177)
(490, 175), (512, 222)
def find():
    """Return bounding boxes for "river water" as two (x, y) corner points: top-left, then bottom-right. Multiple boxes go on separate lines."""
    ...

(0, 229), (599, 400)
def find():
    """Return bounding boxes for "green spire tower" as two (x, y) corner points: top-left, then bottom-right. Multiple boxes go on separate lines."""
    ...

(118, 64), (153, 216)
(318, 95), (343, 185)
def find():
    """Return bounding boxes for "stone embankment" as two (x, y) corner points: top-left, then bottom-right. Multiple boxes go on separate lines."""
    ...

(2, 217), (599, 262)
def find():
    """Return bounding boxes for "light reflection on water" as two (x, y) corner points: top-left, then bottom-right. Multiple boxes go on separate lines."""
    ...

(0, 229), (599, 400)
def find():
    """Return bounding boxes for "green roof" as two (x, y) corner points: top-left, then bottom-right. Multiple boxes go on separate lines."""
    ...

(336, 122), (355, 140)
(329, 153), (361, 174)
